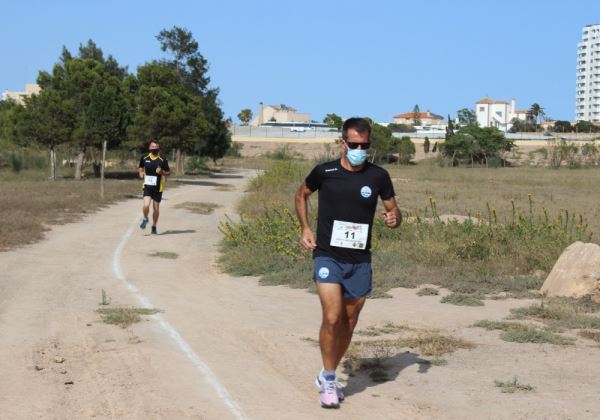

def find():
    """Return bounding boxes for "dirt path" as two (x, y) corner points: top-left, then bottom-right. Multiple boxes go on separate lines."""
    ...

(1, 169), (599, 419)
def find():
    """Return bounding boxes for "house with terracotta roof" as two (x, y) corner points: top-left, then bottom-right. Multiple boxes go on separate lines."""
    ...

(393, 110), (444, 126)
(475, 97), (531, 131)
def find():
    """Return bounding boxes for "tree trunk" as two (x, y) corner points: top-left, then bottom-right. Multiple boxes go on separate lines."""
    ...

(74, 144), (86, 180)
(100, 140), (107, 199)
(90, 148), (101, 177)
(49, 147), (56, 181)
(175, 148), (182, 176)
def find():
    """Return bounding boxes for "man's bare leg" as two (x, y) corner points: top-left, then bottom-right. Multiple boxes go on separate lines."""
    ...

(152, 200), (160, 226)
(142, 196), (151, 220)
(333, 297), (366, 368)
(317, 282), (345, 371)
(317, 282), (367, 371)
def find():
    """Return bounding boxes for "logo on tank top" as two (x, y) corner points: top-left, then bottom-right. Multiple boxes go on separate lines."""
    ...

(360, 186), (372, 198)
(318, 267), (330, 279)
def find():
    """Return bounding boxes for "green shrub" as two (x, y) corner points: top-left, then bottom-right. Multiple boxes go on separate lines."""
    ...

(220, 207), (302, 259)
(440, 293), (484, 306)
(2, 149), (46, 173)
(185, 155), (209, 173)
(225, 141), (243, 157)
(396, 136), (415, 164)
(9, 152), (23, 173)
(473, 320), (574, 345)
(265, 145), (302, 160)
(387, 123), (416, 133)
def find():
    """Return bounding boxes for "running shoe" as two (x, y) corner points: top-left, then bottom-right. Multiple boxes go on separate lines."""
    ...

(315, 369), (345, 401)
(140, 218), (149, 230)
(151, 226), (157, 235)
(319, 378), (340, 409)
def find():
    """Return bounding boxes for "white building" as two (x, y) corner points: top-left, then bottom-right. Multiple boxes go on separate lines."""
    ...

(475, 97), (529, 132)
(250, 103), (310, 126)
(576, 23), (600, 122)
(2, 83), (41, 104)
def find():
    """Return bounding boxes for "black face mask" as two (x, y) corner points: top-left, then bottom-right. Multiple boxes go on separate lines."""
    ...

(150, 149), (160, 155)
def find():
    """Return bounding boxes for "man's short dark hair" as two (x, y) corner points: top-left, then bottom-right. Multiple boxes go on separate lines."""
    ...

(342, 117), (371, 140)
(148, 139), (160, 147)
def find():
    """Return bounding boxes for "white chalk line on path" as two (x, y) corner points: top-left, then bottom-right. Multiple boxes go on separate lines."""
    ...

(112, 217), (245, 420)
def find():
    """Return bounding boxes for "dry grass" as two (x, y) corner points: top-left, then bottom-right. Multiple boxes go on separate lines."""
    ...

(355, 322), (413, 337)
(175, 201), (221, 215)
(398, 333), (475, 356)
(342, 319), (475, 377)
(472, 320), (526, 332)
(509, 297), (600, 330)
(225, 158), (600, 239)
(472, 319), (575, 345)
(440, 293), (484, 306)
(96, 307), (161, 328)
(385, 160), (600, 237)
(494, 377), (535, 393)
(148, 251), (179, 259)
(578, 330), (600, 343)
(500, 328), (574, 345)
(0, 179), (140, 251)
(417, 287), (440, 296)
(344, 328), (475, 372)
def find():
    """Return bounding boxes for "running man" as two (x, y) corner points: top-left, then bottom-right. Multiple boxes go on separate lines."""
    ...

(138, 140), (170, 235)
(295, 117), (401, 409)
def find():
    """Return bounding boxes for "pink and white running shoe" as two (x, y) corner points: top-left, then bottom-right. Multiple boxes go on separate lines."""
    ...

(319, 378), (340, 409)
(316, 369), (344, 404)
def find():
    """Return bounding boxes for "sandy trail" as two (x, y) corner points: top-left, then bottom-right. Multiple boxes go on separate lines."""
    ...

(1, 169), (599, 419)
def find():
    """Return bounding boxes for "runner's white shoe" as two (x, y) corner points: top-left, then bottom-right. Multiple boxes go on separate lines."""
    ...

(315, 368), (345, 401)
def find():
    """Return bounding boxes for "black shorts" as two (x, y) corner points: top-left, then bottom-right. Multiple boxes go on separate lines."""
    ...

(143, 187), (163, 202)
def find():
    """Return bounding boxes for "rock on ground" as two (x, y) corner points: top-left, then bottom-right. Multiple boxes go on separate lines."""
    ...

(541, 241), (600, 299)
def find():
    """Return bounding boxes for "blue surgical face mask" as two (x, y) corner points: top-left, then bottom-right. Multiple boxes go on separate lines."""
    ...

(347, 148), (368, 166)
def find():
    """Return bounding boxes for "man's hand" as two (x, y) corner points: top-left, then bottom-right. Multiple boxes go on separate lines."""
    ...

(139, 170), (145, 179)
(381, 210), (398, 228)
(300, 227), (317, 250)
(156, 167), (162, 174)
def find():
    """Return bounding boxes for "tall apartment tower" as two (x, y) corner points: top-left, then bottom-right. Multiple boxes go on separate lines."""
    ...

(576, 24), (600, 122)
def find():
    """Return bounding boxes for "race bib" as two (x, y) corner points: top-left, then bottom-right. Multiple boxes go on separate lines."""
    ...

(330, 220), (369, 250)
(144, 175), (158, 186)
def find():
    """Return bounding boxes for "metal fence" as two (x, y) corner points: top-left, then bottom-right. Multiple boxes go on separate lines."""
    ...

(230, 125), (600, 142)
(392, 132), (600, 141)
(230, 125), (340, 139)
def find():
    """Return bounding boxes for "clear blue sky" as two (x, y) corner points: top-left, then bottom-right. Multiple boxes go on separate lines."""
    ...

(1, 0), (599, 123)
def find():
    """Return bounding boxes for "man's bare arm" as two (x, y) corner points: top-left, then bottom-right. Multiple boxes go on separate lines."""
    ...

(156, 167), (170, 176)
(295, 183), (317, 250)
(381, 196), (402, 228)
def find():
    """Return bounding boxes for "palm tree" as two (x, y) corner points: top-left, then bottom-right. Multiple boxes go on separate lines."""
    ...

(529, 103), (545, 130)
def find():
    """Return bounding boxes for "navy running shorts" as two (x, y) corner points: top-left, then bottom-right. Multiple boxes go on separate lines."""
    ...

(313, 256), (372, 299)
